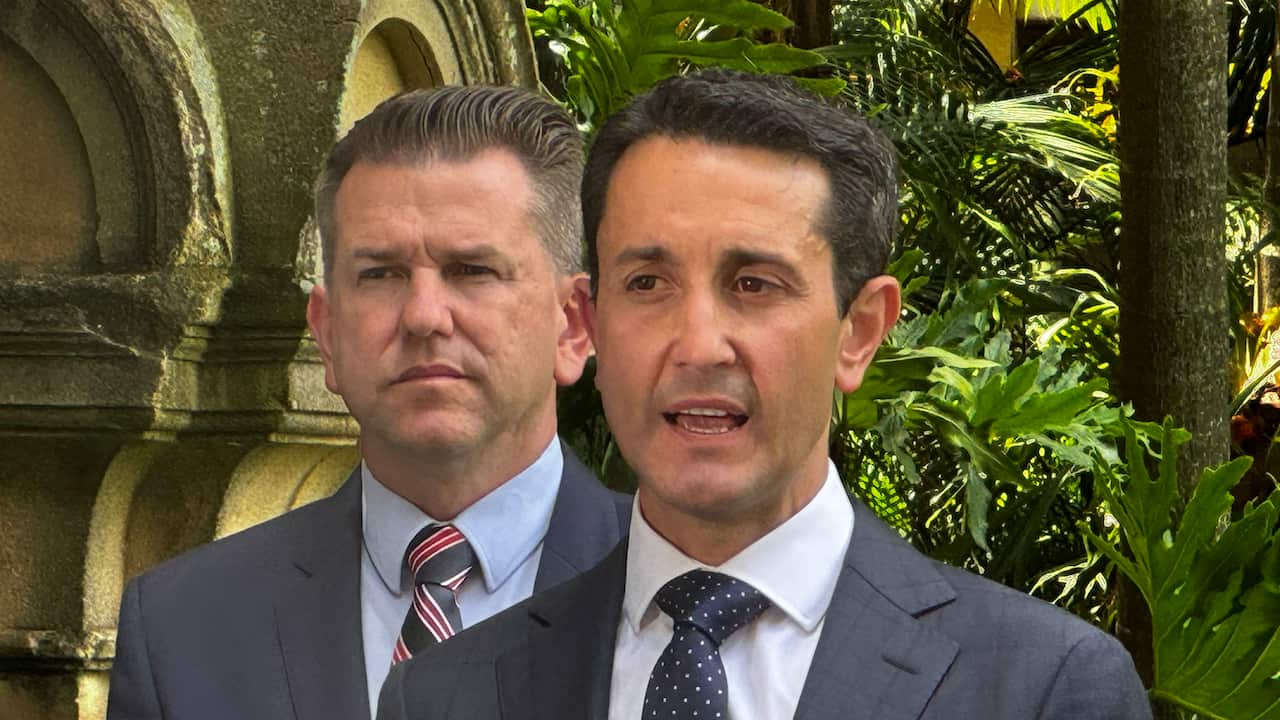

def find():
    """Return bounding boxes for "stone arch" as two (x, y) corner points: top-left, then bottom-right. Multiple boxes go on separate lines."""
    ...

(348, 0), (518, 92)
(337, 0), (531, 125)
(0, 34), (97, 276)
(339, 19), (444, 133)
(82, 440), (356, 635)
(217, 444), (359, 537)
(82, 441), (252, 634)
(0, 5), (142, 275)
(0, 0), (232, 273)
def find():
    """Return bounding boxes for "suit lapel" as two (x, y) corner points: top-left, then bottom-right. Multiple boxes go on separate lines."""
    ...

(794, 499), (959, 720)
(533, 446), (628, 592)
(274, 470), (371, 720)
(490, 488), (960, 720)
(497, 542), (627, 720)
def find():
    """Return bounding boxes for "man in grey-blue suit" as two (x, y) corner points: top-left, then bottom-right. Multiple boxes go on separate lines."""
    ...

(106, 86), (629, 720)
(378, 70), (1151, 719)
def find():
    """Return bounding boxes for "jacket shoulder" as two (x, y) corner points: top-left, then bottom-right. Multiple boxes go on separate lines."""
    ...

(930, 561), (1106, 642)
(920, 561), (1148, 717)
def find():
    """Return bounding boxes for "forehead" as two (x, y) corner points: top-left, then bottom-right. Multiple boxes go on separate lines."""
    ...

(332, 149), (534, 242)
(598, 136), (831, 265)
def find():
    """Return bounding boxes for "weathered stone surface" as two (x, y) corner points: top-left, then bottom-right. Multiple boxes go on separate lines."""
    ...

(0, 1), (536, 717)
(0, 33), (97, 276)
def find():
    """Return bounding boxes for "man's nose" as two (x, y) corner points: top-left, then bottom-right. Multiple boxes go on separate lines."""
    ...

(669, 289), (735, 368)
(400, 272), (454, 338)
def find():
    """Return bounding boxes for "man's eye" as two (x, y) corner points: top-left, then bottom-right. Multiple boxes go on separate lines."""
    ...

(450, 263), (495, 278)
(358, 267), (401, 281)
(734, 276), (772, 293)
(626, 275), (659, 291)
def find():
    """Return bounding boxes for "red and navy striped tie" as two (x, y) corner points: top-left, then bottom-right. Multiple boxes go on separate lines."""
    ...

(390, 524), (474, 665)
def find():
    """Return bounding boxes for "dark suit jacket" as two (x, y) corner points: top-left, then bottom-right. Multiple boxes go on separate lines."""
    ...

(378, 497), (1152, 720)
(107, 449), (630, 720)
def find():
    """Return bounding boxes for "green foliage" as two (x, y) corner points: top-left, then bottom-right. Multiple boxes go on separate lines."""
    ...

(831, 0), (1121, 309)
(835, 277), (1127, 600)
(1227, 0), (1273, 146)
(526, 0), (836, 132)
(1083, 420), (1280, 719)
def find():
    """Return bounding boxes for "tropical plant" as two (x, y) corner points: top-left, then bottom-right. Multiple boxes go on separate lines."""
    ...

(831, 0), (1121, 311)
(1083, 419), (1280, 719)
(1226, 0), (1273, 147)
(833, 269), (1131, 611)
(526, 0), (839, 132)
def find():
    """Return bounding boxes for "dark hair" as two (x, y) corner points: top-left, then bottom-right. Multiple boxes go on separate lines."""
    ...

(582, 69), (897, 312)
(315, 85), (583, 281)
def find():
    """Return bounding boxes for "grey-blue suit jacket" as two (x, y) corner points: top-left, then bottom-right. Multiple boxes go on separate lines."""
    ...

(377, 496), (1152, 720)
(107, 450), (630, 720)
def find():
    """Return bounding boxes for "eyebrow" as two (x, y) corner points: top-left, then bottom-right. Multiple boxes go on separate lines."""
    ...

(612, 245), (670, 266)
(350, 246), (403, 263)
(441, 243), (507, 264)
(721, 247), (796, 271)
(610, 245), (802, 275)
(349, 243), (508, 263)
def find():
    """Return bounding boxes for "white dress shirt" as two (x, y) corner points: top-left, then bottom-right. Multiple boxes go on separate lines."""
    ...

(359, 438), (564, 718)
(609, 461), (854, 720)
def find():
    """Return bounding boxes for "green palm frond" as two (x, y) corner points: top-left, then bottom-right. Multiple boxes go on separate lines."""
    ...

(527, 0), (836, 132)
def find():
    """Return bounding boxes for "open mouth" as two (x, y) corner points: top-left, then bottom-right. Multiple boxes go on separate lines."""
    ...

(662, 408), (749, 435)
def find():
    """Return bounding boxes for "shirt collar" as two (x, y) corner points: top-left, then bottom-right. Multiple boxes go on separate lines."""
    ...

(622, 460), (854, 634)
(362, 438), (564, 595)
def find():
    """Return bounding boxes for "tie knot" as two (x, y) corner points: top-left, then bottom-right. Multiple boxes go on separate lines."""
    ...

(403, 524), (474, 590)
(654, 569), (770, 645)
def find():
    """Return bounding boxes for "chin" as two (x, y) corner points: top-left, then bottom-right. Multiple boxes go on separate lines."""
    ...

(643, 469), (764, 521)
(386, 422), (484, 457)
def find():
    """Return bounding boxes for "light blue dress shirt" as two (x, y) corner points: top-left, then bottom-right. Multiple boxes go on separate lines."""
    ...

(358, 438), (564, 717)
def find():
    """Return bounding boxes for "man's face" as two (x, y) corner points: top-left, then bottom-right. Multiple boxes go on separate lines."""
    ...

(587, 136), (898, 544)
(308, 149), (588, 474)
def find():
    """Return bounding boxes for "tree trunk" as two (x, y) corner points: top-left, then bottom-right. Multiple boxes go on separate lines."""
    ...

(765, 0), (833, 49)
(1259, 6), (1280, 313)
(1267, 8), (1280, 214)
(1118, 1), (1229, 717)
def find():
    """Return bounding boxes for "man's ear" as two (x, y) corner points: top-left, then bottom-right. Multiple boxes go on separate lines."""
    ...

(834, 275), (901, 394)
(554, 274), (595, 386)
(306, 285), (341, 394)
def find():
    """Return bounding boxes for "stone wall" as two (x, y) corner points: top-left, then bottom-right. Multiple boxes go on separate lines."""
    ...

(0, 2), (536, 717)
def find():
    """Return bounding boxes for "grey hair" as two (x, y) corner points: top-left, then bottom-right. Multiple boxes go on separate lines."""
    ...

(315, 85), (584, 282)
(583, 69), (898, 314)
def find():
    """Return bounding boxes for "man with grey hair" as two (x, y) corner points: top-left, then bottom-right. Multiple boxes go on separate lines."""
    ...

(107, 85), (629, 720)
(379, 69), (1149, 719)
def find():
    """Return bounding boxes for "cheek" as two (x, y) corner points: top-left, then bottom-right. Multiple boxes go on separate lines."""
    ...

(596, 327), (653, 389)
(470, 305), (559, 374)
(760, 330), (840, 414)
(341, 300), (398, 337)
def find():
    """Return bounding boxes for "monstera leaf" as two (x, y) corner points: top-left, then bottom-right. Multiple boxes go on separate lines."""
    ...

(1082, 419), (1280, 719)
(837, 278), (1123, 561)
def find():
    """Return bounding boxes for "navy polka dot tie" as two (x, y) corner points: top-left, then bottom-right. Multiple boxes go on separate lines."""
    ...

(642, 569), (771, 719)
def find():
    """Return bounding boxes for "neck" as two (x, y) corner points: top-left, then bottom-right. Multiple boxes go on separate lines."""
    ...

(641, 509), (772, 566)
(363, 424), (556, 520)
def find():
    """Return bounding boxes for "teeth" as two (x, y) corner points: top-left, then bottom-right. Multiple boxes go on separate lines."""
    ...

(685, 425), (731, 435)
(681, 408), (730, 417)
